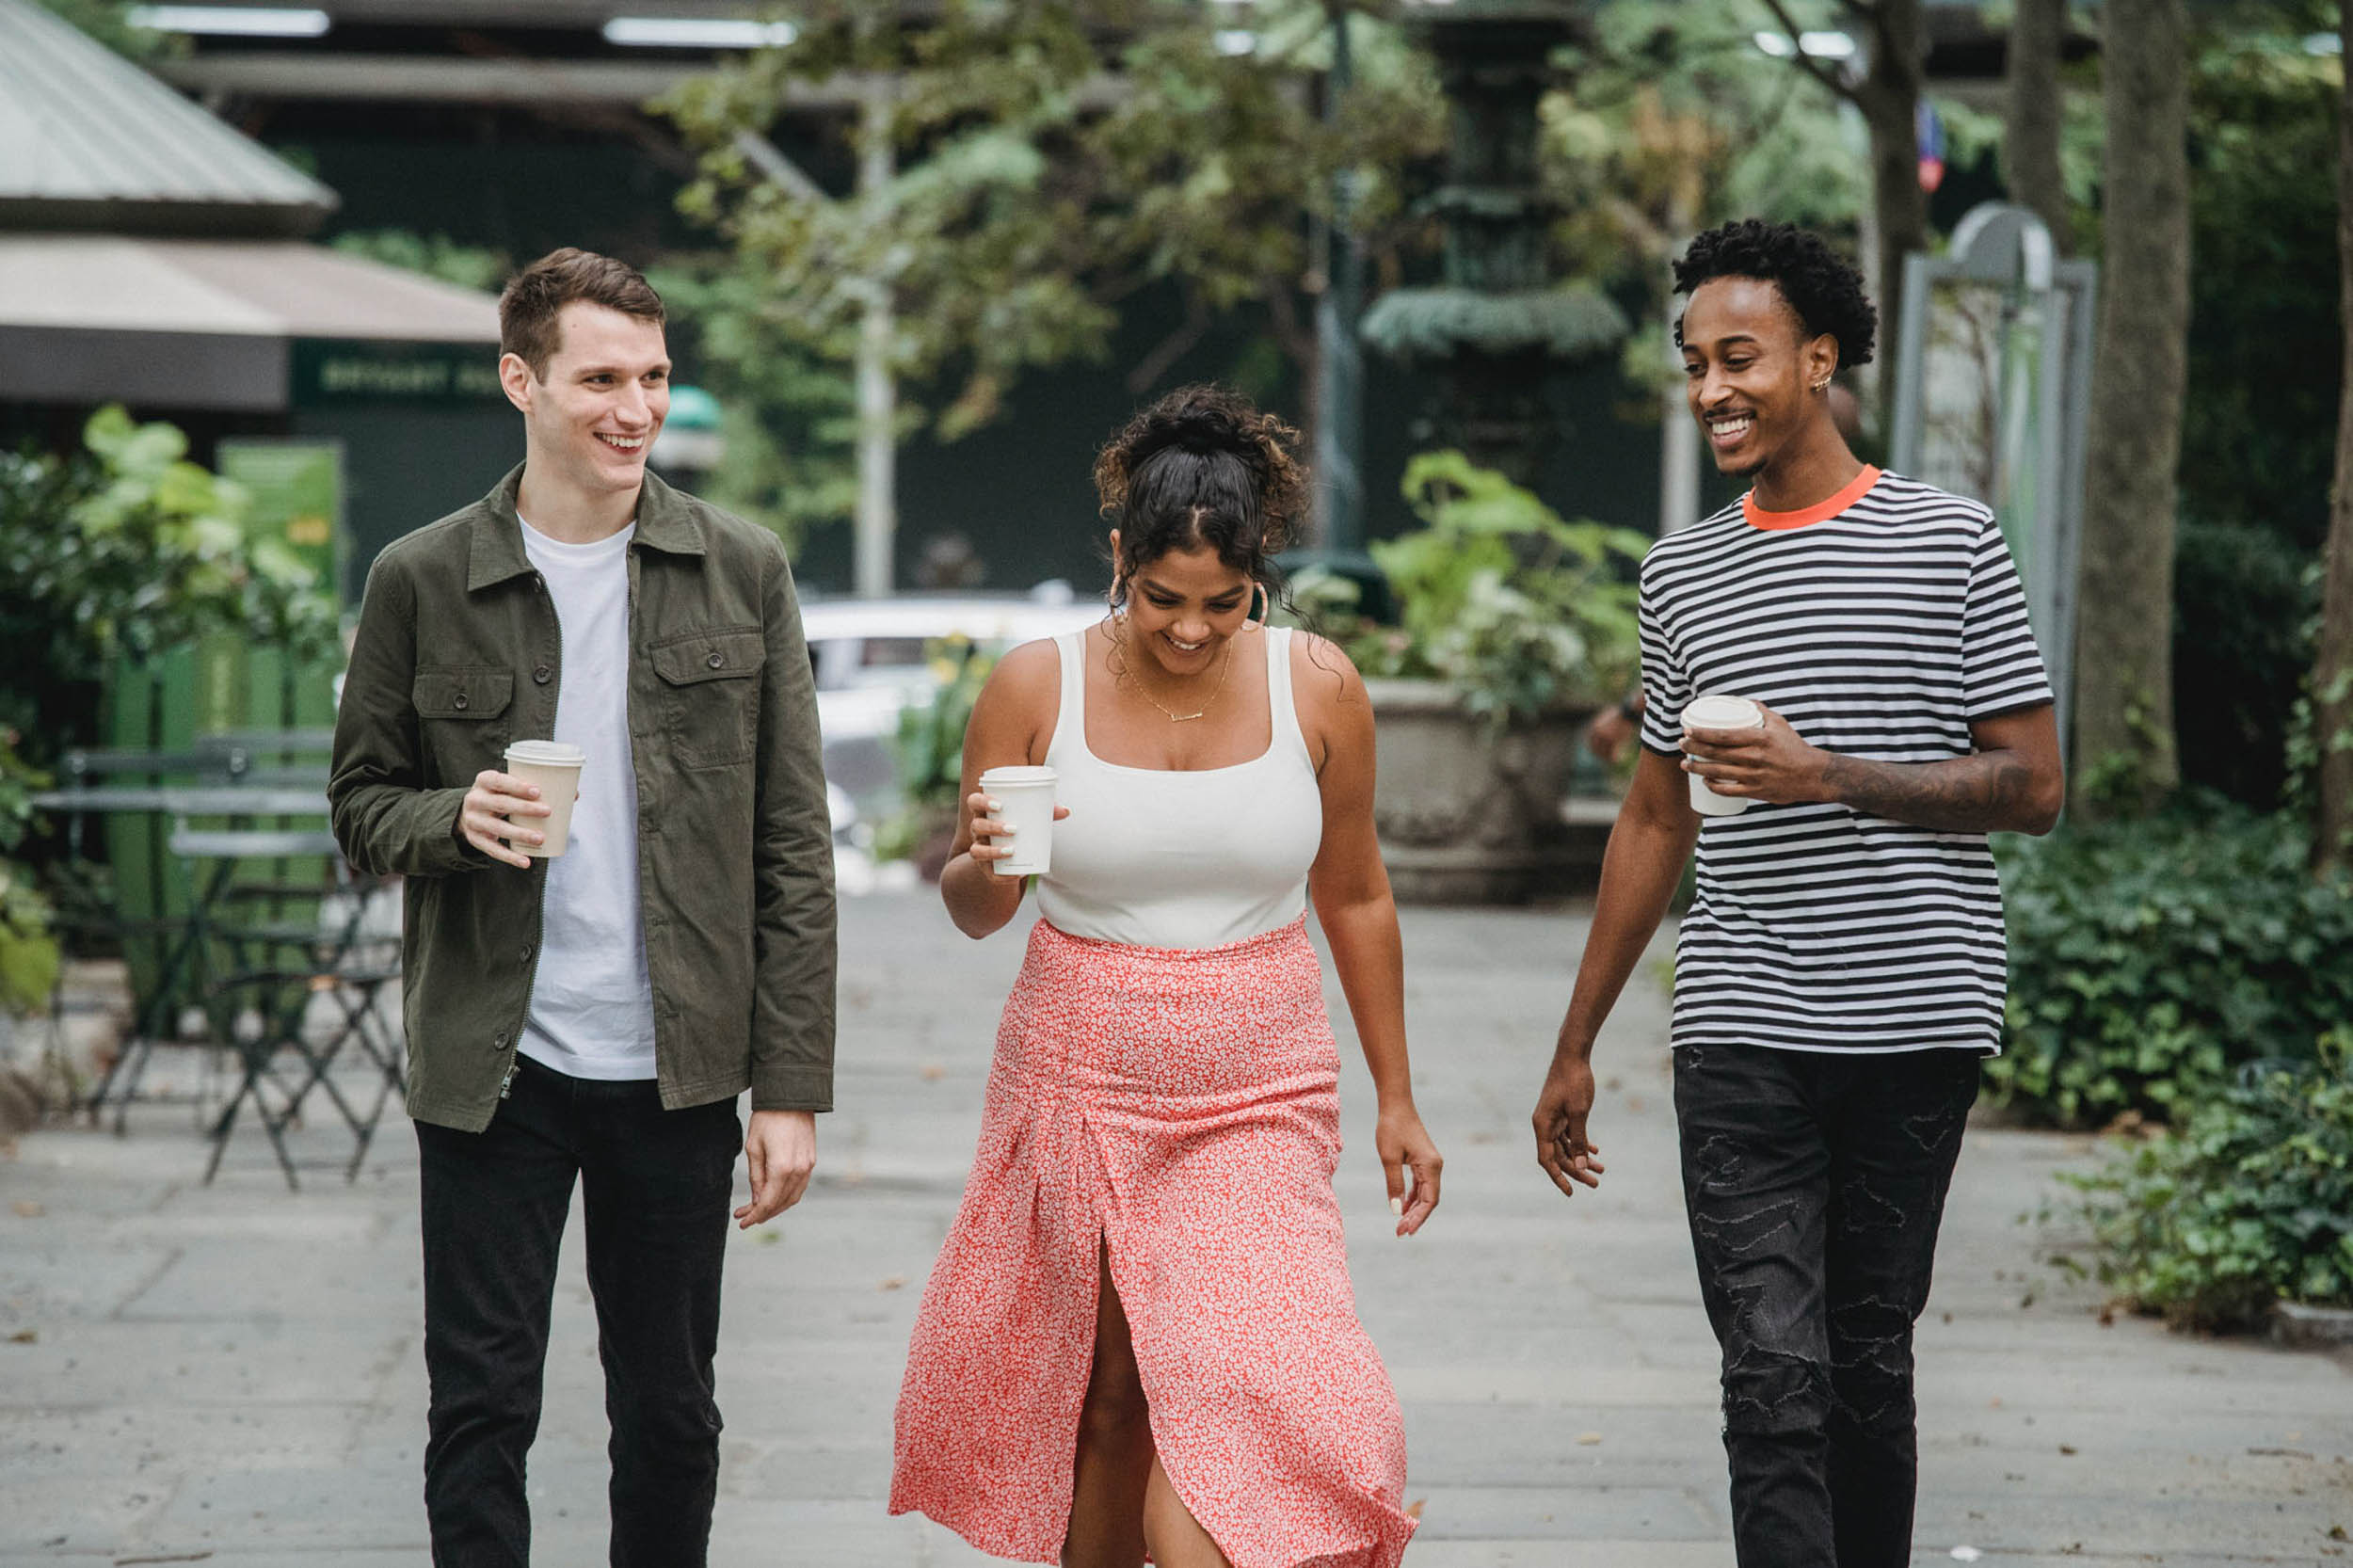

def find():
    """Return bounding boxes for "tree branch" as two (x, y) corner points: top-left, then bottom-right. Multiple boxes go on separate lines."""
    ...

(1755, 0), (1859, 104)
(1126, 292), (1212, 395)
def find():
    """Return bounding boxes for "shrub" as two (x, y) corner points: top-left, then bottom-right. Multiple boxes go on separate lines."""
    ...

(2066, 1044), (2353, 1331)
(0, 733), (57, 1016)
(0, 407), (338, 767)
(1304, 452), (1648, 730)
(873, 638), (998, 864)
(1992, 799), (2353, 1127)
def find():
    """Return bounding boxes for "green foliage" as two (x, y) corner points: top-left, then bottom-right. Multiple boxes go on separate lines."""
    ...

(2171, 520), (2321, 809)
(874, 639), (1000, 862)
(0, 735), (58, 1016)
(0, 408), (339, 760)
(645, 260), (863, 549)
(2066, 1044), (2353, 1330)
(660, 1), (1445, 486)
(1992, 800), (2353, 1128)
(1552, 1), (1866, 264)
(1312, 453), (1647, 728)
(1549, 0), (1869, 397)
(328, 230), (512, 293)
(2178, 24), (2345, 553)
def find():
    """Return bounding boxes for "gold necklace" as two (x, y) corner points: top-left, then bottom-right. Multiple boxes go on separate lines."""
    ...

(1111, 622), (1237, 723)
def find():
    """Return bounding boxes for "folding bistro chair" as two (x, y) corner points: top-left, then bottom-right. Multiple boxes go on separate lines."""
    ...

(173, 826), (403, 1187)
(37, 782), (334, 1129)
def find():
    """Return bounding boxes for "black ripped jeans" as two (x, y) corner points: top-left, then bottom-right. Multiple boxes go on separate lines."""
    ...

(1673, 1041), (1980, 1568)
(415, 1057), (741, 1568)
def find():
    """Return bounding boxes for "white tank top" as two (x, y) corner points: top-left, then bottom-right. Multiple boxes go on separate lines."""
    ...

(1036, 625), (1323, 950)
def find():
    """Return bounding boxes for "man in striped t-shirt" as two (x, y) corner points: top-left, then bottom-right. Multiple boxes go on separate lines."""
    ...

(1530, 220), (2064, 1568)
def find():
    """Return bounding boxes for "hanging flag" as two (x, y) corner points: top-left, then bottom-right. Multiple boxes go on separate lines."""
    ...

(1917, 99), (1946, 193)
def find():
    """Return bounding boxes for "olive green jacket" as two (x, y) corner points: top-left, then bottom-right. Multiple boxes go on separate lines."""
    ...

(328, 465), (837, 1132)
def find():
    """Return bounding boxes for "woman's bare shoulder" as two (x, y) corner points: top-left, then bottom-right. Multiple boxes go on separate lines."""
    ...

(970, 634), (1070, 748)
(1288, 627), (1368, 710)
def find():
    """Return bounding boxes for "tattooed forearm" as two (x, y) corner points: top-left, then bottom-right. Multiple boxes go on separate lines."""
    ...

(1816, 750), (2060, 834)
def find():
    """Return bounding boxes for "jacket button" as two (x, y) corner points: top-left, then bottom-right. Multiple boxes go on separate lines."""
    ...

(534, 665), (552, 684)
(492, 1031), (508, 1049)
(520, 945), (533, 964)
(706, 651), (724, 669)
(453, 693), (470, 711)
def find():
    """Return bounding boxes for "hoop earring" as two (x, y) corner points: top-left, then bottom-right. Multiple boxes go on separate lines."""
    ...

(1242, 581), (1270, 632)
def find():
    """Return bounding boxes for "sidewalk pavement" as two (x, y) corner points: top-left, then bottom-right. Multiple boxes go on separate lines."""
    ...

(3, 891), (2347, 1567)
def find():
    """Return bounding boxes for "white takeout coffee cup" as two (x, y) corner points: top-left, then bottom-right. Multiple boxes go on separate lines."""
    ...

(504, 740), (586, 857)
(977, 764), (1059, 877)
(1681, 694), (1766, 818)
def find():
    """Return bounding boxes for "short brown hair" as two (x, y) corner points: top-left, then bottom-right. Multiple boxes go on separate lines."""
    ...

(498, 248), (665, 378)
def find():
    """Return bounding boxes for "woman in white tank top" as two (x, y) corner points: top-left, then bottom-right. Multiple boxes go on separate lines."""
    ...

(890, 387), (1442, 1568)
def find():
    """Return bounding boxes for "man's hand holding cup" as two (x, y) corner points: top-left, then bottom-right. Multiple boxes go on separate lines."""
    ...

(460, 771), (552, 869)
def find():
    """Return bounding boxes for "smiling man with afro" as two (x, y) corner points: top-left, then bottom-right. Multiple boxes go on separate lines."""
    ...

(1533, 217), (2067, 1568)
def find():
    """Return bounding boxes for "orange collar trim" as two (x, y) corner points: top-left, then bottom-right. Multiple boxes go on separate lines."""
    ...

(1743, 465), (1882, 532)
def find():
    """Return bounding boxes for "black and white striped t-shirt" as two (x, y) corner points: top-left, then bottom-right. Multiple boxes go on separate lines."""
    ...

(1637, 467), (2054, 1056)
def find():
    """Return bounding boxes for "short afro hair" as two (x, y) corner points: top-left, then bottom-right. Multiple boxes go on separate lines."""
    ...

(1673, 219), (1877, 372)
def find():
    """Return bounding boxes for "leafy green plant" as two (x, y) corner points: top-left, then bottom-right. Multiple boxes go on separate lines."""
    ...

(1310, 452), (1646, 729)
(1992, 798), (2353, 1128)
(0, 407), (338, 762)
(2065, 1042), (2353, 1331)
(0, 733), (58, 1016)
(873, 638), (999, 863)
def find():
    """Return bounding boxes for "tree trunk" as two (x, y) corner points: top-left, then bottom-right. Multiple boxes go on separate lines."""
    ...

(2072, 0), (2189, 817)
(2004, 0), (2070, 252)
(2314, 0), (2353, 875)
(1854, 0), (1926, 429)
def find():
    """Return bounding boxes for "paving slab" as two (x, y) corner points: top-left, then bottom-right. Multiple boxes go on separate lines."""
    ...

(2, 891), (2347, 1566)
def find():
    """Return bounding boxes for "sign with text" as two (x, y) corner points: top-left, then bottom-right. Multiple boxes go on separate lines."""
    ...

(292, 339), (504, 406)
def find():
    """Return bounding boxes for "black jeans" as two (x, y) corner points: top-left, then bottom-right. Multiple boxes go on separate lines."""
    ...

(1673, 1041), (1980, 1568)
(415, 1057), (741, 1568)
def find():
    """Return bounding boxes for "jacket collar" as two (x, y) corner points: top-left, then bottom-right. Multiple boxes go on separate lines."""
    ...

(467, 463), (708, 592)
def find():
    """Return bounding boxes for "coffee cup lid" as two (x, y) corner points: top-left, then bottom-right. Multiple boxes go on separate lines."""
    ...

(1683, 694), (1763, 730)
(977, 764), (1058, 787)
(506, 740), (587, 766)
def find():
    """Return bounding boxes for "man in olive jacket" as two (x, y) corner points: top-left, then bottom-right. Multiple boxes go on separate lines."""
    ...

(328, 248), (835, 1568)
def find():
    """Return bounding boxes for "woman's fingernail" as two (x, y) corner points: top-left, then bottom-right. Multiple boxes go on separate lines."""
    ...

(985, 798), (1000, 810)
(1389, 1197), (1404, 1216)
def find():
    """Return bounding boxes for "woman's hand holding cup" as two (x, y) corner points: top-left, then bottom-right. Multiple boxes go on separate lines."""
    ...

(965, 785), (1068, 875)
(970, 765), (1064, 878)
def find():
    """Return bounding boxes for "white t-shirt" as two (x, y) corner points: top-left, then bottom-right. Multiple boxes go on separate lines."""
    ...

(515, 514), (658, 1080)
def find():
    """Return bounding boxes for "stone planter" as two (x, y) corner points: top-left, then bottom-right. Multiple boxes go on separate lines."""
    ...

(2268, 1301), (2353, 1350)
(1366, 678), (1605, 904)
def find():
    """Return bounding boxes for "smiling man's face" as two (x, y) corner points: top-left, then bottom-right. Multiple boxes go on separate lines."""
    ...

(502, 300), (670, 503)
(1678, 276), (1838, 481)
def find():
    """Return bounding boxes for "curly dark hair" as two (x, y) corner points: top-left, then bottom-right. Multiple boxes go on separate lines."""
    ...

(1091, 384), (1307, 601)
(1672, 219), (1878, 371)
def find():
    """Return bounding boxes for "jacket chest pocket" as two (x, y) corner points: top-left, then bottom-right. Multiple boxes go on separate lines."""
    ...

(412, 666), (514, 786)
(650, 627), (764, 770)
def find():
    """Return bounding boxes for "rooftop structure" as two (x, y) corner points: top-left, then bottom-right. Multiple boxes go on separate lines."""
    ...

(0, 0), (338, 236)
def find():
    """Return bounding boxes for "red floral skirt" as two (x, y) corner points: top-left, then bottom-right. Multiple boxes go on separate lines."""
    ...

(889, 917), (1415, 1568)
